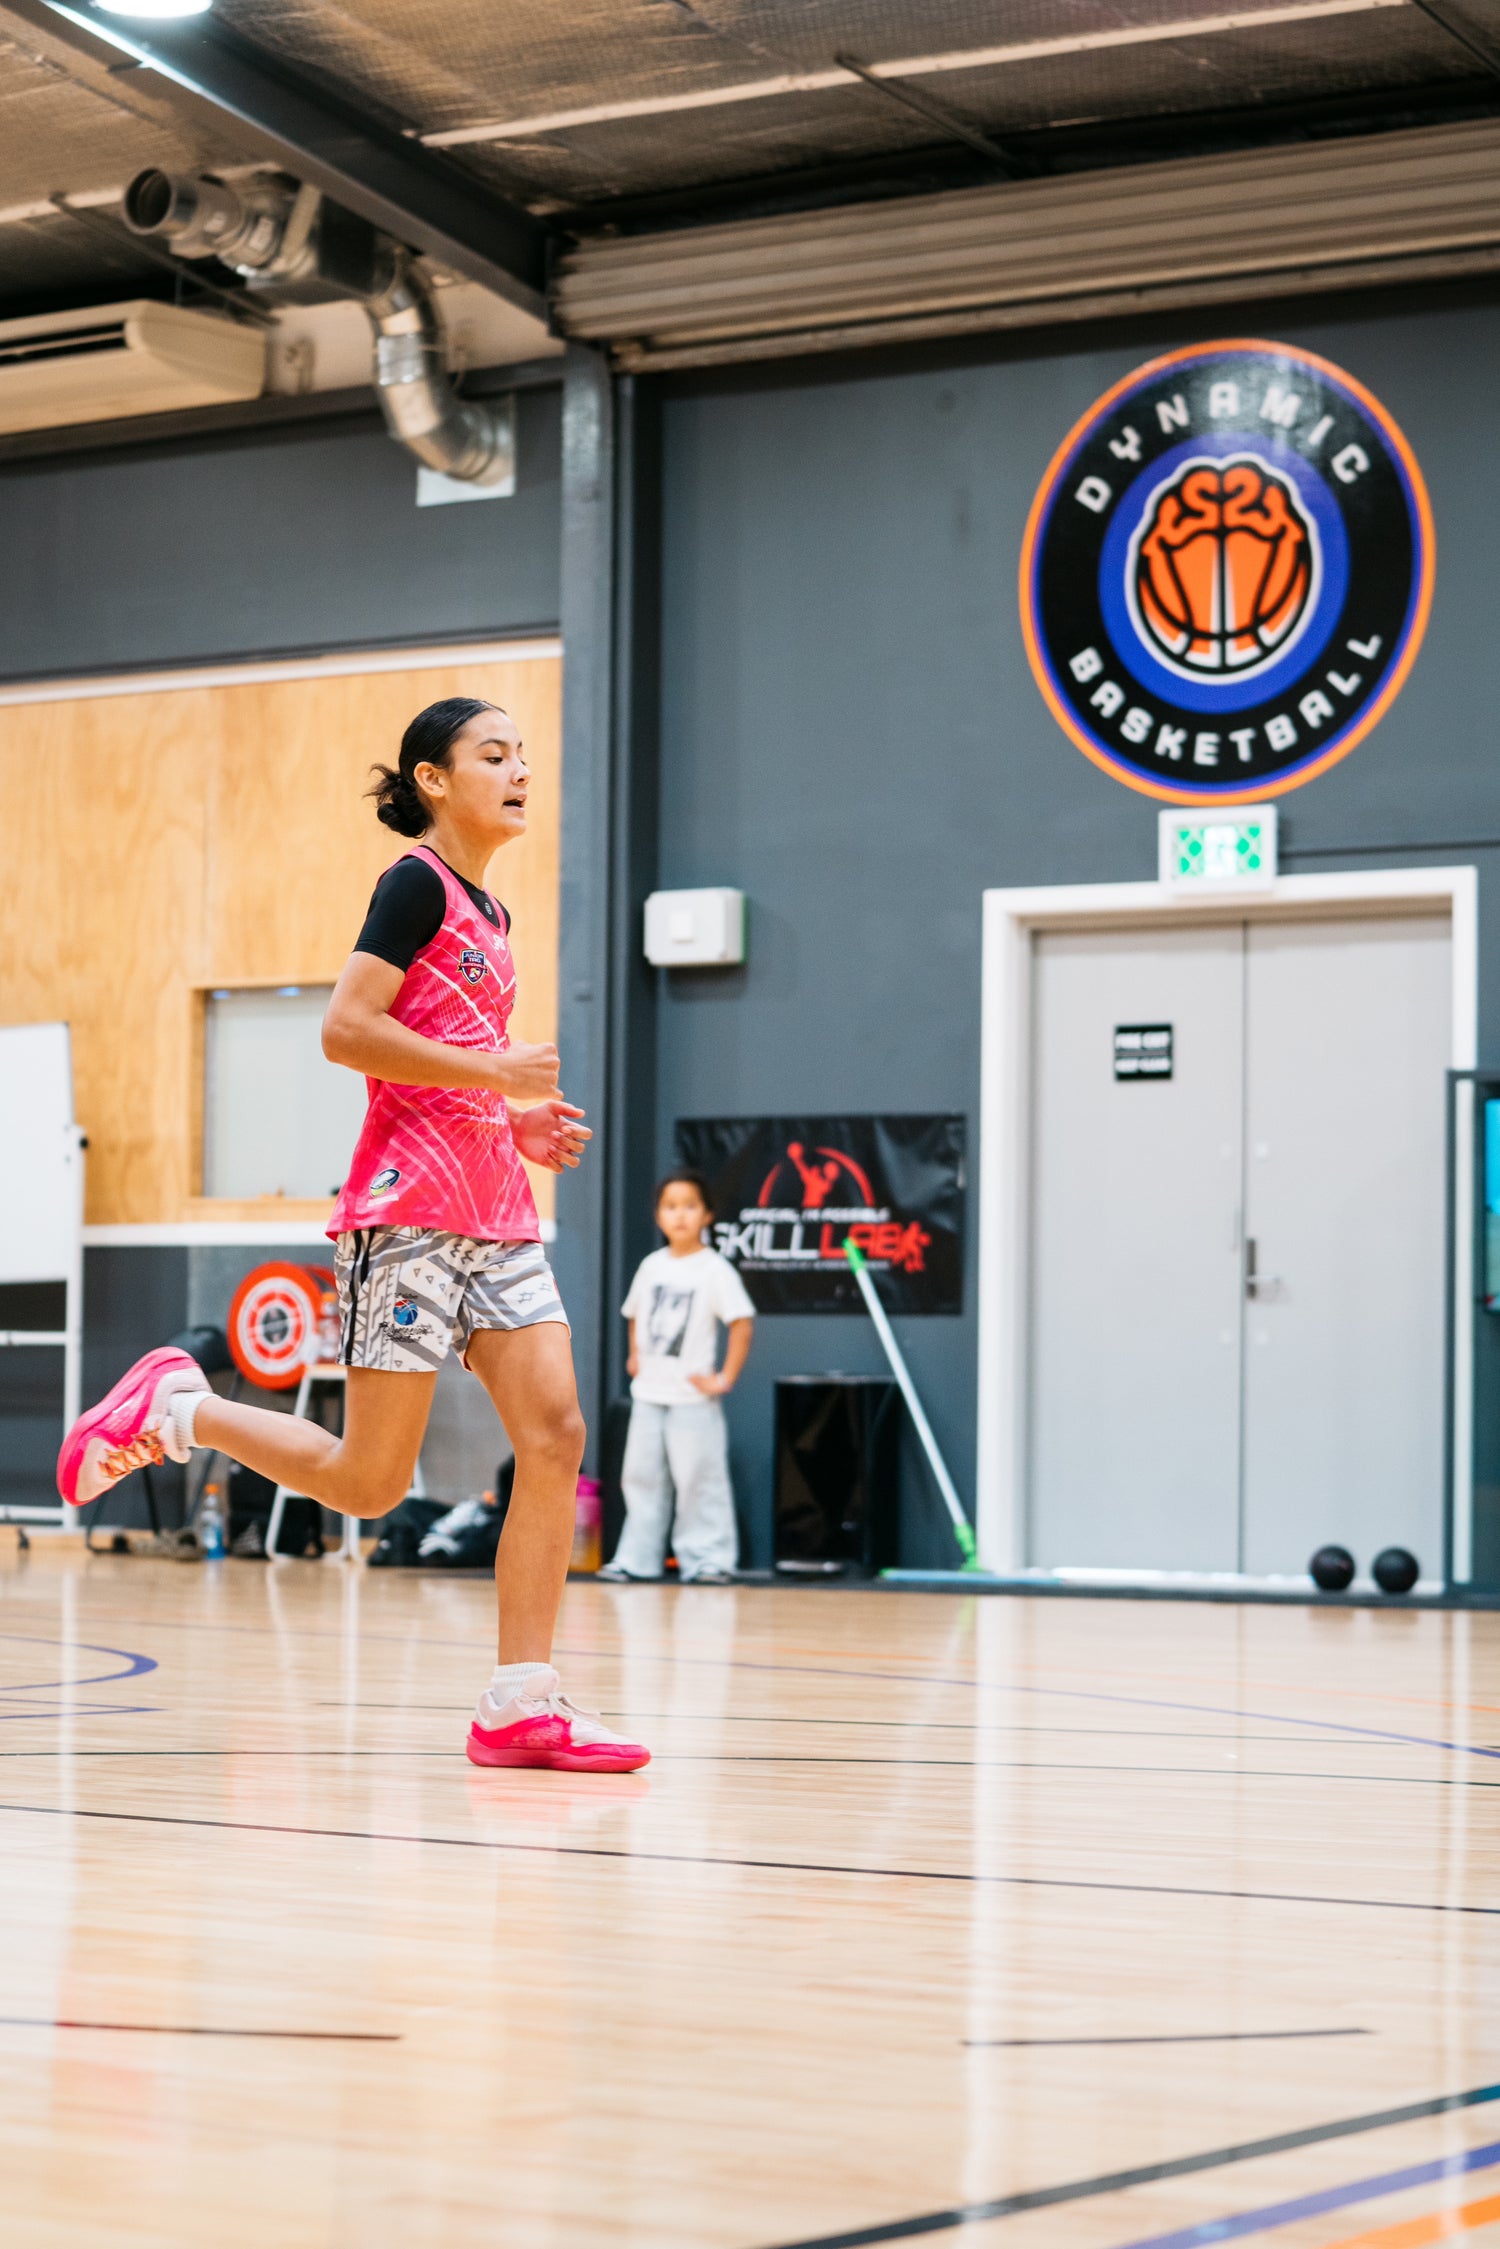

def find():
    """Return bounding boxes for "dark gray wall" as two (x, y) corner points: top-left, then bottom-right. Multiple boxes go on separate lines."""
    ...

(74, 1247), (190, 1528)
(647, 282), (1500, 1567)
(0, 385), (561, 679)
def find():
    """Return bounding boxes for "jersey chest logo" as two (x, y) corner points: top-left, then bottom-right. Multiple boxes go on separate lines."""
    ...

(459, 946), (488, 985)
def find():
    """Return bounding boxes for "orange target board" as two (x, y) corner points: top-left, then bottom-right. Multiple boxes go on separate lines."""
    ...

(227, 1262), (337, 1390)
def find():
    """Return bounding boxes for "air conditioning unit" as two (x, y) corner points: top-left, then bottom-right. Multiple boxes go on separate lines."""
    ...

(0, 298), (265, 435)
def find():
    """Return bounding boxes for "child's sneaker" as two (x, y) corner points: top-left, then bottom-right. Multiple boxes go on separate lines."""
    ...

(57, 1346), (207, 1507)
(466, 1665), (650, 1772)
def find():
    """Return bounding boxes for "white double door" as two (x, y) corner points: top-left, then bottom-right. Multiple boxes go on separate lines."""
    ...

(1028, 912), (1451, 1576)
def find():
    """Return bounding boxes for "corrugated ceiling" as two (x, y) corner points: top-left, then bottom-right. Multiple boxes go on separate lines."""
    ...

(209, 0), (1490, 210)
(0, 0), (1494, 317)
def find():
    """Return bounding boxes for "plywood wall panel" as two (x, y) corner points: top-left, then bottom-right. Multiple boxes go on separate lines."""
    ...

(0, 652), (561, 1225)
(0, 689), (210, 1222)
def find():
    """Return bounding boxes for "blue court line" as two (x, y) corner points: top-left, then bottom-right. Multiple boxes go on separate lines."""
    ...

(0, 1705), (156, 1722)
(0, 1632), (157, 1693)
(48, 1610), (1500, 1765)
(1110, 2133), (1500, 2249)
(68, 1607), (1500, 1766)
(627, 1655), (1500, 1768)
(8, 1608), (1494, 1775)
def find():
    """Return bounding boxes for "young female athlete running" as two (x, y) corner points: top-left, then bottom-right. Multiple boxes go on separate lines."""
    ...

(57, 696), (650, 1774)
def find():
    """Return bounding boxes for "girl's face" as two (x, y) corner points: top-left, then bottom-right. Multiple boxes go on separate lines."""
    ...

(416, 708), (528, 845)
(657, 1182), (710, 1250)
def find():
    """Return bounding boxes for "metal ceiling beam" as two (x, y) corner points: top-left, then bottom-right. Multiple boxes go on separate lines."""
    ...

(832, 51), (1034, 176)
(1, 0), (550, 317)
(1408, 0), (1500, 80)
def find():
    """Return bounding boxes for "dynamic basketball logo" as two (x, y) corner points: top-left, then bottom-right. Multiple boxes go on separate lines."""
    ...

(1019, 341), (1434, 803)
(459, 947), (487, 984)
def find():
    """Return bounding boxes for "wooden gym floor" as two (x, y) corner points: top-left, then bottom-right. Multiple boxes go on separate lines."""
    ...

(3, 1546), (1500, 2249)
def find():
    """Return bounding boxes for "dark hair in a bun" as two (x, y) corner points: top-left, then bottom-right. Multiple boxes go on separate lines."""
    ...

(367, 697), (500, 836)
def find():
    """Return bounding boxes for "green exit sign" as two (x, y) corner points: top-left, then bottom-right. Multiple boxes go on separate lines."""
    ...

(1158, 805), (1278, 892)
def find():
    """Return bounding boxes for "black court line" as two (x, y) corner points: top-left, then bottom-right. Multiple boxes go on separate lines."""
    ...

(2, 1799), (1497, 1918)
(0, 1749), (463, 1759)
(758, 2079), (1500, 2249)
(0, 1748), (1489, 1797)
(964, 2028), (1370, 2050)
(557, 1757), (1500, 1790)
(0, 2017), (398, 2041)
(0, 1752), (1490, 1794)
(312, 1704), (1390, 1742)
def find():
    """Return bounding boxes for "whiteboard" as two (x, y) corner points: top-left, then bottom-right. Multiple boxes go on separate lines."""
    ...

(0, 1023), (79, 1284)
(203, 987), (366, 1198)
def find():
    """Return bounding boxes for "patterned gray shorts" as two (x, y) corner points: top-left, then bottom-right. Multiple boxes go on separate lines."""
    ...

(334, 1228), (568, 1374)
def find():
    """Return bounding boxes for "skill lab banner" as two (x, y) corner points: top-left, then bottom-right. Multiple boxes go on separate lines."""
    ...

(675, 1115), (966, 1314)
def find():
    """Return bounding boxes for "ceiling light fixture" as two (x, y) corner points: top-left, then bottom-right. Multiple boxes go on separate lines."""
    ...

(93, 0), (212, 17)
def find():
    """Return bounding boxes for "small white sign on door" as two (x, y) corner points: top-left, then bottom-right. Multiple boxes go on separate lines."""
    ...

(1114, 1023), (1173, 1081)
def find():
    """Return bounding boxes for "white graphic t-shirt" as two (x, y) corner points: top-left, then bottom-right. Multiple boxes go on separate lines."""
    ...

(622, 1246), (756, 1407)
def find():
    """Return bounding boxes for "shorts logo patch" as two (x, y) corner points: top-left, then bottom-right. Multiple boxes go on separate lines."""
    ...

(369, 1166), (401, 1199)
(392, 1297), (419, 1329)
(459, 947), (488, 984)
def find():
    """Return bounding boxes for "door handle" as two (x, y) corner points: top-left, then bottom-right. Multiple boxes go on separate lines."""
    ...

(1245, 1239), (1281, 1298)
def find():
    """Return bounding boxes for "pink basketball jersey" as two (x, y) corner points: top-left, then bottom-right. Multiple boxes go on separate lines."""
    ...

(329, 846), (541, 1243)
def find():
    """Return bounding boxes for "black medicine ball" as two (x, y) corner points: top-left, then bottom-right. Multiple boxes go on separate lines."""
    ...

(1309, 1544), (1356, 1593)
(1372, 1546), (1419, 1596)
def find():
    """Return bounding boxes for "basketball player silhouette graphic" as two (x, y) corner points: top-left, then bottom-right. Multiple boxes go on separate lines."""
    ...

(786, 1142), (842, 1209)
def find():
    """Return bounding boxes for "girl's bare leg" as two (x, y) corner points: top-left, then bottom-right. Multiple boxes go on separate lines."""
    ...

(465, 1322), (585, 1663)
(194, 1370), (436, 1520)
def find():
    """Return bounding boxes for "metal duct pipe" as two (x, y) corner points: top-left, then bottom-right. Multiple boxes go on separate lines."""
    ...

(367, 250), (513, 488)
(122, 171), (512, 487)
(123, 169), (317, 280)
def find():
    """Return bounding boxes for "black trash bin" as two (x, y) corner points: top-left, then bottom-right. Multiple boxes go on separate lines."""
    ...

(773, 1375), (899, 1577)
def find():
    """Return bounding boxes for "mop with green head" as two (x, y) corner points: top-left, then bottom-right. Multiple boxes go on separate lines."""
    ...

(842, 1237), (994, 1582)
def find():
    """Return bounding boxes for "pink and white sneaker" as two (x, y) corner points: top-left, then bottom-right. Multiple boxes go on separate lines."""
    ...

(56, 1346), (207, 1507)
(466, 1666), (651, 1773)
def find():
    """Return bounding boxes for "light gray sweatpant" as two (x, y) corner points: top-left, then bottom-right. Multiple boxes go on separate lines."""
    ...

(612, 1398), (738, 1578)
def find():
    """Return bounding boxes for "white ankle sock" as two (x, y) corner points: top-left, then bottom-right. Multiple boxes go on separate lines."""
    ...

(169, 1390), (212, 1453)
(488, 1662), (553, 1707)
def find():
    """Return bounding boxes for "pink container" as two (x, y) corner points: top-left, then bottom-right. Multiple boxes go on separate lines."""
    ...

(571, 1475), (603, 1574)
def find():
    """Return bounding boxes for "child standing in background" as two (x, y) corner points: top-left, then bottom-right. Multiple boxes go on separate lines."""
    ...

(601, 1171), (755, 1584)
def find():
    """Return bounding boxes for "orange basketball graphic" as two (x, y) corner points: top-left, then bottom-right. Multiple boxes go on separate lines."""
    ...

(1133, 455), (1315, 674)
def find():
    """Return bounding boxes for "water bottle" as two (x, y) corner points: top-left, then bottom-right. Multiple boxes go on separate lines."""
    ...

(200, 1481), (226, 1561)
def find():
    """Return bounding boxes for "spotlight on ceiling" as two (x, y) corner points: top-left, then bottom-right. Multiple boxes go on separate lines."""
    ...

(94, 0), (212, 16)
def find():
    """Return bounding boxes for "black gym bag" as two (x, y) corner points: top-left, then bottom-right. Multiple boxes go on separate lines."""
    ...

(365, 1498), (449, 1568)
